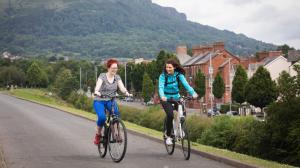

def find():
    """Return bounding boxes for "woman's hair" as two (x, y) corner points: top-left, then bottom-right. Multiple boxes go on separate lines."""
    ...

(106, 59), (119, 69)
(164, 59), (185, 75)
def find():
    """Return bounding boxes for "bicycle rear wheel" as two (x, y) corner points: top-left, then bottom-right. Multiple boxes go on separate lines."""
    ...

(163, 118), (175, 155)
(108, 119), (127, 163)
(180, 121), (190, 160)
(98, 124), (108, 158)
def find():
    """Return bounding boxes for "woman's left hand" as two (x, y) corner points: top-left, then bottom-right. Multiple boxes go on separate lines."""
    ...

(126, 92), (133, 97)
(192, 93), (198, 99)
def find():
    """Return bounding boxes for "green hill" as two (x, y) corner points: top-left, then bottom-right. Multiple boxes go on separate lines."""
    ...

(0, 0), (276, 58)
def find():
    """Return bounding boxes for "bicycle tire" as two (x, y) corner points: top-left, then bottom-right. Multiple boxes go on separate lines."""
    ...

(108, 119), (127, 163)
(163, 118), (175, 155)
(181, 121), (190, 160)
(98, 124), (108, 158)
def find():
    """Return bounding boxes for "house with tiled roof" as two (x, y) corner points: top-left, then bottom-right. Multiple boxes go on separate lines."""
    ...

(288, 50), (300, 77)
(247, 51), (292, 80)
(177, 42), (240, 109)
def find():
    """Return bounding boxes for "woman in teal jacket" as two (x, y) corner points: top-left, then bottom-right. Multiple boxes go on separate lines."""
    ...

(158, 59), (198, 145)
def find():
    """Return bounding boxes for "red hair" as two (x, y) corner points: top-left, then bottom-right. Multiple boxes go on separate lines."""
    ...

(106, 59), (118, 68)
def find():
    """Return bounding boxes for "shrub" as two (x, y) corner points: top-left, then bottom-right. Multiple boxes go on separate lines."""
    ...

(186, 115), (213, 142)
(199, 115), (237, 149)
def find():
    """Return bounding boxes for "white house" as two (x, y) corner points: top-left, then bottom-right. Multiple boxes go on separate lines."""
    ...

(264, 56), (291, 80)
(248, 55), (291, 81)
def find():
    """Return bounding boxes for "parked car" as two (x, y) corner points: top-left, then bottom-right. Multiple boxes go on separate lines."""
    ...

(146, 100), (154, 106)
(124, 97), (134, 102)
(226, 111), (239, 116)
(207, 109), (220, 117)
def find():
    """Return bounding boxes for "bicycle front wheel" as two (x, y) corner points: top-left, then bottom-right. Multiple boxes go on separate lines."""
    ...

(181, 121), (190, 160)
(108, 119), (127, 163)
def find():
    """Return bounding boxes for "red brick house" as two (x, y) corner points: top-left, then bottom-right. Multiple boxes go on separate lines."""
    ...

(177, 42), (240, 109)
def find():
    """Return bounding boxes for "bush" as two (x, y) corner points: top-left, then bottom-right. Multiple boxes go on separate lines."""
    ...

(231, 117), (267, 156)
(67, 91), (94, 113)
(139, 105), (165, 131)
(199, 115), (237, 149)
(186, 115), (213, 142)
(118, 105), (143, 124)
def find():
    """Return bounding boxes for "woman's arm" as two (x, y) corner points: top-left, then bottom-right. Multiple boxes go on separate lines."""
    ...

(117, 80), (129, 95)
(158, 74), (166, 99)
(178, 74), (197, 96)
(94, 77), (103, 96)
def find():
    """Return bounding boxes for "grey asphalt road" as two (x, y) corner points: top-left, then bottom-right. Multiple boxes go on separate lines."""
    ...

(0, 94), (234, 168)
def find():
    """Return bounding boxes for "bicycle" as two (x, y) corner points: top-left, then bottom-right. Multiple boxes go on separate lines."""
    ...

(163, 96), (192, 160)
(97, 96), (128, 163)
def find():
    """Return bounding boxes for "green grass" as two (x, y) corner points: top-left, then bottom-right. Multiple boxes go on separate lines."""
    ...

(2, 89), (295, 168)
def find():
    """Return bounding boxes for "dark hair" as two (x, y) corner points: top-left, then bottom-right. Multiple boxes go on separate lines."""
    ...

(106, 59), (118, 68)
(164, 59), (185, 75)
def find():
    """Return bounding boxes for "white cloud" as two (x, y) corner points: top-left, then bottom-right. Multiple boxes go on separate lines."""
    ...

(152, 0), (300, 49)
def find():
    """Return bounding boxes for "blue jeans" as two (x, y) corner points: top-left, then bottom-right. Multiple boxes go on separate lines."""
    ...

(93, 100), (120, 127)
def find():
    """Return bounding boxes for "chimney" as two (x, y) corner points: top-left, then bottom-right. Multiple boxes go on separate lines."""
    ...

(192, 45), (213, 56)
(256, 51), (282, 61)
(213, 42), (225, 52)
(176, 46), (188, 55)
(268, 51), (282, 57)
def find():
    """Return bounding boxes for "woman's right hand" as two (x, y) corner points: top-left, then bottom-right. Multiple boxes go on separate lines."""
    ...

(94, 92), (101, 97)
(161, 97), (167, 102)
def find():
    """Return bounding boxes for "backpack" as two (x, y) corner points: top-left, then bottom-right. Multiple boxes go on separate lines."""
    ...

(164, 73), (181, 87)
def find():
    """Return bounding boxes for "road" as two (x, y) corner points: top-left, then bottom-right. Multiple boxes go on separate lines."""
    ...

(0, 94), (234, 168)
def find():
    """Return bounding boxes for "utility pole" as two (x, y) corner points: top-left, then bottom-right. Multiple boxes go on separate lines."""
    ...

(95, 66), (98, 82)
(209, 53), (214, 110)
(125, 62), (127, 89)
(228, 58), (232, 112)
(80, 67), (82, 90)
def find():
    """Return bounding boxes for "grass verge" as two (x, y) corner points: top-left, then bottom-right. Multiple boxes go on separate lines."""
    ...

(2, 89), (295, 168)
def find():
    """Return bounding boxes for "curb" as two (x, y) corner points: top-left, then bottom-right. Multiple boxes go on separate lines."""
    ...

(0, 145), (7, 168)
(6, 94), (258, 168)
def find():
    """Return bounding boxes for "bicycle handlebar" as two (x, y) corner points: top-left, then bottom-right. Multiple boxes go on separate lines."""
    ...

(167, 96), (193, 103)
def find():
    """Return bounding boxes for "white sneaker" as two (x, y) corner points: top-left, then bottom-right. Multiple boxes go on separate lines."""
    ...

(166, 137), (173, 145)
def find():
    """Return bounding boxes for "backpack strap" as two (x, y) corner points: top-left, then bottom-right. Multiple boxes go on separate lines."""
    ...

(164, 73), (181, 87)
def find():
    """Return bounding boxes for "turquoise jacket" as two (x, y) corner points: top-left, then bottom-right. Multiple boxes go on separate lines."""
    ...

(158, 71), (196, 100)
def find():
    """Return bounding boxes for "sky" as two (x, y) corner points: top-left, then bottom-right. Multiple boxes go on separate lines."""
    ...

(152, 0), (300, 49)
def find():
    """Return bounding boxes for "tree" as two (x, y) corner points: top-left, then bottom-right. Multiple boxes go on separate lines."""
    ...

(48, 56), (57, 62)
(194, 70), (206, 98)
(277, 71), (297, 102)
(232, 65), (248, 104)
(213, 72), (225, 99)
(26, 61), (47, 87)
(156, 50), (179, 74)
(245, 66), (277, 109)
(277, 44), (295, 58)
(54, 68), (78, 100)
(131, 63), (145, 92)
(142, 73), (154, 103)
(145, 61), (158, 85)
(264, 68), (300, 166)
(0, 66), (25, 87)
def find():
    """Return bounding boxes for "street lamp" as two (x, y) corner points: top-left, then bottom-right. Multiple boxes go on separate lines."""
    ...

(125, 62), (127, 89)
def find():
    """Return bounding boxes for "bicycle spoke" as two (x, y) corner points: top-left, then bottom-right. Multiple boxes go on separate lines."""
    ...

(108, 119), (127, 162)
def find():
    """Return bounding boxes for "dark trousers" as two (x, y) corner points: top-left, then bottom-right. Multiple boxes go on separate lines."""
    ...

(161, 101), (179, 136)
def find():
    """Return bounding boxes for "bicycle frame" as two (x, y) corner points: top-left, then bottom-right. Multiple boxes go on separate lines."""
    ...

(168, 97), (190, 140)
